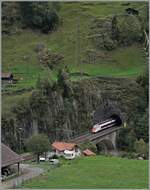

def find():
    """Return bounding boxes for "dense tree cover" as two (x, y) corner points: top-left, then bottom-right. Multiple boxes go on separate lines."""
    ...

(113, 15), (143, 45)
(20, 2), (59, 33)
(2, 2), (21, 34)
(2, 2), (60, 33)
(117, 70), (148, 155)
(26, 134), (50, 163)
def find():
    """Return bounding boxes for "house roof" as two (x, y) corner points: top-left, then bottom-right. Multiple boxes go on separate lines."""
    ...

(1, 143), (21, 168)
(1, 73), (13, 79)
(83, 149), (96, 156)
(52, 142), (77, 151)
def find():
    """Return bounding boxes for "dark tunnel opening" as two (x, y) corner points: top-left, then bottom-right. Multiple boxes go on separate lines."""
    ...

(110, 114), (122, 126)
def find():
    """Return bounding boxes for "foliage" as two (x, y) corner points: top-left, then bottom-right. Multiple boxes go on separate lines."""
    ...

(134, 139), (148, 158)
(2, 2), (21, 34)
(11, 96), (30, 120)
(134, 109), (148, 143)
(103, 35), (117, 50)
(80, 141), (97, 153)
(29, 90), (48, 117)
(115, 15), (143, 45)
(117, 128), (137, 151)
(134, 70), (149, 143)
(136, 69), (149, 101)
(139, 4), (149, 33)
(38, 48), (64, 69)
(36, 77), (53, 96)
(57, 67), (73, 98)
(2, 116), (18, 151)
(26, 134), (50, 163)
(20, 2), (59, 33)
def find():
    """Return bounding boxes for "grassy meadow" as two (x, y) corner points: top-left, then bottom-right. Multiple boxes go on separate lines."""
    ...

(22, 156), (148, 189)
(2, 2), (147, 92)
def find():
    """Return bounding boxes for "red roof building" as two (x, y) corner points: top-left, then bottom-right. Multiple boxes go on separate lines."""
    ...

(83, 149), (96, 156)
(52, 142), (77, 151)
(51, 142), (81, 159)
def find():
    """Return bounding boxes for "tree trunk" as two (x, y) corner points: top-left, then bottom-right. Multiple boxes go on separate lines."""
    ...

(37, 154), (39, 163)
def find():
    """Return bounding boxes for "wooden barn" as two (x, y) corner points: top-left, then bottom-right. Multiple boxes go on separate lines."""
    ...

(1, 72), (14, 83)
(1, 143), (21, 177)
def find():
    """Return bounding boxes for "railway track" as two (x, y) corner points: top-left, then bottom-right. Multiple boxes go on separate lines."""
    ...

(69, 126), (121, 144)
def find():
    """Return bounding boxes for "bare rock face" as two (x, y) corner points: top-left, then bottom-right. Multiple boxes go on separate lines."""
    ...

(2, 77), (146, 151)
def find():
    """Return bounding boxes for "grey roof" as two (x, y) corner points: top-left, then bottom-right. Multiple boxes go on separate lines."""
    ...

(1, 143), (21, 168)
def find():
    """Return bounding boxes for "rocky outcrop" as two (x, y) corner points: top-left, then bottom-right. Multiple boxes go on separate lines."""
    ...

(2, 77), (146, 151)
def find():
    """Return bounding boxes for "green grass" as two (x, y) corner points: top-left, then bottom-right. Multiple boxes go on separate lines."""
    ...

(2, 2), (147, 91)
(2, 2), (147, 113)
(81, 1), (146, 17)
(69, 44), (146, 77)
(22, 156), (148, 189)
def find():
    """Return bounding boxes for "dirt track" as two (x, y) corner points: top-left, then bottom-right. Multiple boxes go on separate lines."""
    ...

(1, 164), (44, 189)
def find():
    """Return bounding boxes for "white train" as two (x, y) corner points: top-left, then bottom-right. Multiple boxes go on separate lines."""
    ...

(91, 119), (116, 133)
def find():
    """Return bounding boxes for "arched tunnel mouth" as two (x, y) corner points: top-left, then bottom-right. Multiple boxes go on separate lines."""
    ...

(110, 114), (122, 126)
(96, 139), (115, 153)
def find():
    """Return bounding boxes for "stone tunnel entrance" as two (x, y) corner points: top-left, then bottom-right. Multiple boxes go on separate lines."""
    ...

(96, 139), (115, 154)
(93, 100), (126, 126)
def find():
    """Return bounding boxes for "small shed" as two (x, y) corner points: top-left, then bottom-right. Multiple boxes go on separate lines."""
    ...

(83, 149), (96, 156)
(1, 143), (21, 174)
(1, 73), (14, 83)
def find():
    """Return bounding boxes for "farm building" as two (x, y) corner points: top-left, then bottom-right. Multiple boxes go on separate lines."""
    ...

(1, 143), (21, 178)
(1, 72), (14, 83)
(83, 149), (96, 156)
(52, 142), (81, 159)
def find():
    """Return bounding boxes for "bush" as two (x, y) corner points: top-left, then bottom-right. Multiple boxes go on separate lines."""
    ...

(134, 139), (148, 157)
(38, 48), (64, 69)
(103, 36), (117, 50)
(26, 133), (50, 163)
(116, 15), (143, 45)
(2, 2), (21, 34)
(36, 77), (53, 95)
(20, 2), (59, 33)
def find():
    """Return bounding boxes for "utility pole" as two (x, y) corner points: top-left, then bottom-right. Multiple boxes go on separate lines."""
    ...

(75, 15), (82, 78)
(19, 128), (22, 153)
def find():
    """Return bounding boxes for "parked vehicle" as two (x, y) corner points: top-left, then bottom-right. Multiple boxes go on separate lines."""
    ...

(1, 175), (6, 181)
(49, 159), (59, 165)
(39, 157), (46, 162)
(64, 150), (76, 160)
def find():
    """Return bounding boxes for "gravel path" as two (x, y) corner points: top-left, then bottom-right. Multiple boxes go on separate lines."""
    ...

(1, 164), (44, 189)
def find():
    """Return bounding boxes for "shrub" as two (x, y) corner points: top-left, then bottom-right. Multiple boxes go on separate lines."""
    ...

(38, 48), (64, 69)
(26, 133), (50, 163)
(20, 2), (59, 33)
(116, 15), (143, 45)
(134, 139), (148, 157)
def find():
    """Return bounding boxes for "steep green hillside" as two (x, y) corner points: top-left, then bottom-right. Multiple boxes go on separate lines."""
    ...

(22, 156), (148, 189)
(2, 2), (147, 92)
(2, 2), (148, 155)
